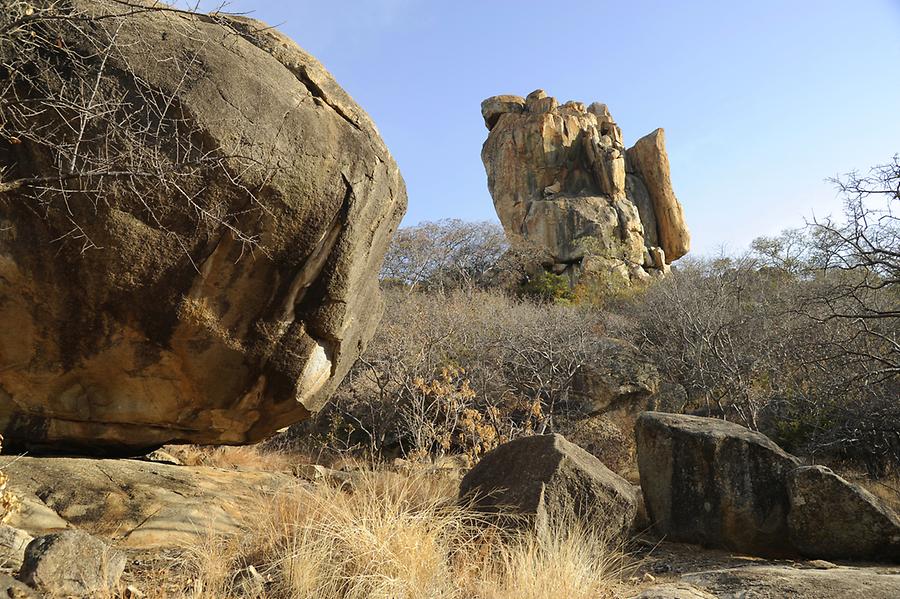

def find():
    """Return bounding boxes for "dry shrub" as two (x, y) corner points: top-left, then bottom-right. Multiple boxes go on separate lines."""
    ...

(181, 469), (626, 599)
(0, 435), (19, 523)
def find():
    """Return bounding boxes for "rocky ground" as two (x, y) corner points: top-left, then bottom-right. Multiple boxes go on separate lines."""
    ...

(3, 418), (900, 598)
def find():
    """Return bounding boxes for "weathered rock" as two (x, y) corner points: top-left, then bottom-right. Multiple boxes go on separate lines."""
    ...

(556, 415), (635, 479)
(0, 1), (406, 453)
(682, 565), (900, 599)
(6, 456), (294, 548)
(635, 412), (800, 557)
(787, 465), (900, 562)
(0, 574), (39, 599)
(626, 130), (690, 262)
(19, 530), (126, 597)
(0, 525), (32, 571)
(573, 338), (660, 414)
(480, 89), (689, 284)
(459, 434), (637, 537)
(481, 95), (525, 130)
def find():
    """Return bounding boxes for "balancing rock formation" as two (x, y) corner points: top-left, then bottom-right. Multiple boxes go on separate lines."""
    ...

(481, 90), (690, 283)
(0, 2), (406, 453)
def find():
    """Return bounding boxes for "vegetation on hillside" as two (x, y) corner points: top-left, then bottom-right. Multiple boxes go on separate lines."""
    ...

(309, 157), (899, 475)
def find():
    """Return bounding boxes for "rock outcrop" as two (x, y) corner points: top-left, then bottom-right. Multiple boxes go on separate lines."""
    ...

(636, 412), (900, 562)
(0, 2), (406, 453)
(480, 89), (689, 285)
(459, 434), (637, 537)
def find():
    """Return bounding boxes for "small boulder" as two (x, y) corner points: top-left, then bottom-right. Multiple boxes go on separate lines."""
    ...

(0, 574), (39, 599)
(18, 530), (126, 597)
(459, 434), (637, 537)
(0, 525), (33, 570)
(787, 465), (900, 562)
(635, 412), (800, 557)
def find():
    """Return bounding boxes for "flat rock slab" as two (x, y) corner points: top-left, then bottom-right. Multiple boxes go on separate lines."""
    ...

(682, 565), (900, 598)
(4, 456), (295, 548)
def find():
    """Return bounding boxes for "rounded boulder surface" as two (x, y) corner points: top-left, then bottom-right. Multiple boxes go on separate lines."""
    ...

(19, 530), (126, 597)
(0, 1), (406, 454)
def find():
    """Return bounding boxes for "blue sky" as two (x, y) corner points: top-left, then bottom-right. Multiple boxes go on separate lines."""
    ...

(200, 0), (900, 255)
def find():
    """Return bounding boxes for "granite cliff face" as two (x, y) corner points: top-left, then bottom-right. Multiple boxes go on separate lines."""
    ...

(480, 90), (689, 284)
(0, 1), (406, 453)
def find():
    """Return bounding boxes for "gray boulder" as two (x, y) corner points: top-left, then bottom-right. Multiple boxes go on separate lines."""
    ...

(19, 530), (126, 597)
(635, 412), (800, 557)
(459, 434), (637, 537)
(787, 465), (900, 562)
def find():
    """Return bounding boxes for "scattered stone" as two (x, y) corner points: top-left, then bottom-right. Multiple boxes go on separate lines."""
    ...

(0, 1), (406, 454)
(18, 530), (126, 597)
(0, 574), (39, 599)
(787, 465), (900, 562)
(459, 434), (637, 537)
(635, 411), (800, 557)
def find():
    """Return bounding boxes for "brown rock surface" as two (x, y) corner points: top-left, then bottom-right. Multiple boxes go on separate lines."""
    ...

(480, 89), (689, 283)
(0, 2), (406, 453)
(626, 129), (691, 261)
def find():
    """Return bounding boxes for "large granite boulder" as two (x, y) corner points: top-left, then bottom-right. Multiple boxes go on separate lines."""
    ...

(635, 412), (800, 557)
(0, 1), (406, 453)
(480, 89), (689, 284)
(787, 465), (900, 562)
(459, 434), (637, 537)
(636, 412), (900, 563)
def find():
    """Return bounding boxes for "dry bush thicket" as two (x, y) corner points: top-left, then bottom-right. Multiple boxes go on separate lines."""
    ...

(311, 288), (609, 462)
(312, 158), (898, 475)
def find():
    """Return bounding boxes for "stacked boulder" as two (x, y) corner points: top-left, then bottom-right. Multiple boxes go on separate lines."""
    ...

(480, 90), (690, 285)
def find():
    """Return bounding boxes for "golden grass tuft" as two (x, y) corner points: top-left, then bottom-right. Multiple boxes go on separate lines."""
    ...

(180, 468), (626, 599)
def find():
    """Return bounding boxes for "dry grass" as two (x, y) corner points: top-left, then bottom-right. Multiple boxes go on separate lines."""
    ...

(161, 444), (302, 473)
(172, 468), (626, 599)
(854, 473), (900, 514)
